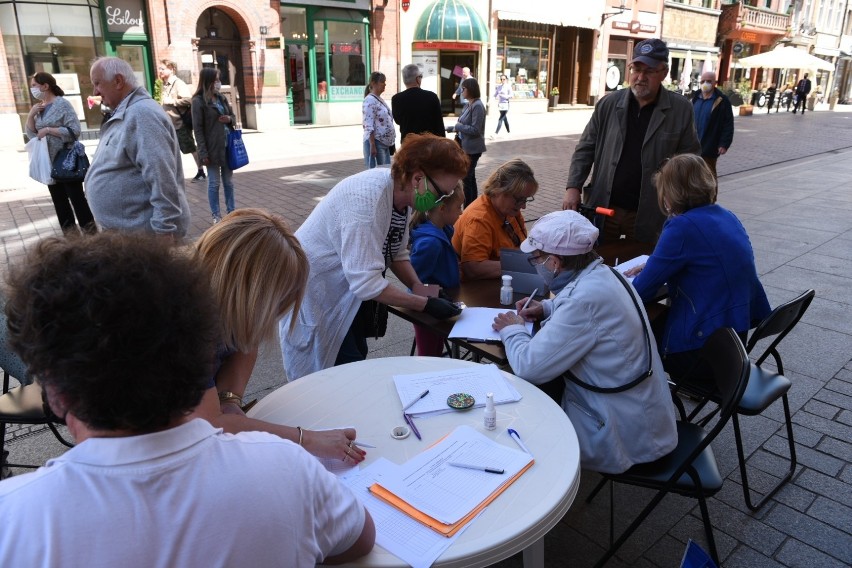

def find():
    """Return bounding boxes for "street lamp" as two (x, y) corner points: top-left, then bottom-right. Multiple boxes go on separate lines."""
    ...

(601, 3), (627, 26)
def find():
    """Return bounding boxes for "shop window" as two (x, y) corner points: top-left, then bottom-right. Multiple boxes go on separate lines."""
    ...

(3, 0), (103, 131)
(497, 34), (550, 99)
(312, 9), (368, 101)
(606, 38), (630, 92)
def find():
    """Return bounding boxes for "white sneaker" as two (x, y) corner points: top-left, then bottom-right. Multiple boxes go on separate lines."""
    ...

(488, 134), (496, 140)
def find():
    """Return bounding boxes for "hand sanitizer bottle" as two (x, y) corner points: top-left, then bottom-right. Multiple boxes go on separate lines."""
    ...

(500, 275), (513, 306)
(484, 392), (496, 430)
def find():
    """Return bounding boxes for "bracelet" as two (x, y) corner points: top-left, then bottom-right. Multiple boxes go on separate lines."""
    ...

(217, 391), (243, 406)
(296, 426), (304, 446)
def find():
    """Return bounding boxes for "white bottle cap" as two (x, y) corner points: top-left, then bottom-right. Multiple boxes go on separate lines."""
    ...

(485, 392), (495, 410)
(502, 275), (512, 285)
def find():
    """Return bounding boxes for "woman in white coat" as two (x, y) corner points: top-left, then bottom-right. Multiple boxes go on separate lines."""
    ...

(280, 134), (467, 380)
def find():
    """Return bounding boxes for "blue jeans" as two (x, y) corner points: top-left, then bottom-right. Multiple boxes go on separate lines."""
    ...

(208, 164), (235, 216)
(363, 139), (391, 169)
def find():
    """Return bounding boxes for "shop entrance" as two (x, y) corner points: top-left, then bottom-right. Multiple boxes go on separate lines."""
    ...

(196, 8), (247, 127)
(439, 52), (477, 115)
(286, 43), (312, 124)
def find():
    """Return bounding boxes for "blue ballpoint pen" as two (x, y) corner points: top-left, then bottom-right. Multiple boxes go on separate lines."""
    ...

(404, 413), (422, 440)
(507, 428), (533, 455)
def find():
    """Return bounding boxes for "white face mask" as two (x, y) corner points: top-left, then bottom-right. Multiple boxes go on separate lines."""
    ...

(700, 81), (714, 93)
(534, 257), (557, 287)
(30, 86), (44, 99)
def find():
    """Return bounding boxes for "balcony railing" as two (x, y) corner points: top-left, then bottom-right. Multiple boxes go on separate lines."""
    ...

(740, 5), (790, 33)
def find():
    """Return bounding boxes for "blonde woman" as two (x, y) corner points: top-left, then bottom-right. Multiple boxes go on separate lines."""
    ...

(362, 72), (395, 169)
(191, 208), (365, 463)
(409, 181), (465, 356)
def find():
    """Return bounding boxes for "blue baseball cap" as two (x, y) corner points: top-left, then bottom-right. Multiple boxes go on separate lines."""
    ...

(630, 39), (669, 67)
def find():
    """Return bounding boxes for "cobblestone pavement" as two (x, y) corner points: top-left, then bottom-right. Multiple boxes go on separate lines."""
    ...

(2, 107), (852, 566)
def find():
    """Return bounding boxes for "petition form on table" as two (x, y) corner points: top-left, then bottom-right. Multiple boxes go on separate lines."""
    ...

(614, 255), (649, 282)
(393, 365), (522, 415)
(448, 307), (534, 342)
(340, 458), (469, 568)
(371, 425), (533, 526)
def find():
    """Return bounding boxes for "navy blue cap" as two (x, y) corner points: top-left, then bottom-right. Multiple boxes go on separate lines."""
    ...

(630, 39), (669, 67)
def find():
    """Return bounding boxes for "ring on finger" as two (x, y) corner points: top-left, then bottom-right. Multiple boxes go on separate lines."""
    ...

(348, 440), (353, 449)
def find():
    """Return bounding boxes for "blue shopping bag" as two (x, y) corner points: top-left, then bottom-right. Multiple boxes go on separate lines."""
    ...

(226, 128), (249, 171)
(680, 540), (718, 568)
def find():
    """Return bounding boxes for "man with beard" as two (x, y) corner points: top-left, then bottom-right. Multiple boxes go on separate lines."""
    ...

(562, 39), (700, 244)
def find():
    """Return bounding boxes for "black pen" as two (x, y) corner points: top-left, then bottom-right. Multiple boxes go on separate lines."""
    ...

(402, 389), (429, 412)
(466, 338), (502, 345)
(404, 413), (422, 440)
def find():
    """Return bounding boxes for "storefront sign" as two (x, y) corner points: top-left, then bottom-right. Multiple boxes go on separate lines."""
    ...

(104, 0), (146, 35)
(740, 32), (758, 42)
(266, 37), (281, 50)
(611, 21), (656, 34)
(413, 42), (480, 51)
(332, 43), (362, 55)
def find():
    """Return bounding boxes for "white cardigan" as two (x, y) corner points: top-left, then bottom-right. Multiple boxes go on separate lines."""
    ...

(280, 168), (409, 380)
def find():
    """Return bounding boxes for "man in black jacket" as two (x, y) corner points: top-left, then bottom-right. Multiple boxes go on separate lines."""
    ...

(692, 71), (734, 179)
(391, 64), (446, 142)
(793, 73), (812, 114)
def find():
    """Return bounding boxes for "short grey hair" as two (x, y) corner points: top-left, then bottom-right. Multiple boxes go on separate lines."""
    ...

(402, 64), (421, 87)
(92, 56), (139, 89)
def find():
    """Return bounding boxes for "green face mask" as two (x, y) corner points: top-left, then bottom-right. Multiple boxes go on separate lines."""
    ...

(413, 179), (439, 212)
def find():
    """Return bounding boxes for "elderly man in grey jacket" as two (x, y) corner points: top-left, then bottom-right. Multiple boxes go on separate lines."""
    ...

(563, 39), (700, 244)
(86, 57), (190, 239)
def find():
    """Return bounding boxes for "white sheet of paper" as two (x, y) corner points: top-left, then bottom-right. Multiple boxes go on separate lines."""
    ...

(393, 365), (521, 416)
(448, 307), (534, 342)
(614, 255), (649, 282)
(341, 457), (469, 568)
(375, 425), (533, 525)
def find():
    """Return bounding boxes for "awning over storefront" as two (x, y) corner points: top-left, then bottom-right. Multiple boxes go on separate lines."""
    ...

(494, 0), (602, 30)
(414, 0), (488, 43)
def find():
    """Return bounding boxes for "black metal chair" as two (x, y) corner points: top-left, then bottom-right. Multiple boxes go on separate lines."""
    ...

(586, 328), (750, 567)
(1, 303), (73, 478)
(676, 289), (815, 510)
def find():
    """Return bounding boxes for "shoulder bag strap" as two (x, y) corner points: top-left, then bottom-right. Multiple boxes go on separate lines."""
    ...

(561, 267), (654, 394)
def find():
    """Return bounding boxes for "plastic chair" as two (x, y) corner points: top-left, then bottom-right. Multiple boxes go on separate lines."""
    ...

(0, 302), (74, 477)
(586, 328), (750, 567)
(677, 289), (815, 510)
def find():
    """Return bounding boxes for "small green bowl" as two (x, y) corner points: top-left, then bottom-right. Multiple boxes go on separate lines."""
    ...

(447, 393), (475, 410)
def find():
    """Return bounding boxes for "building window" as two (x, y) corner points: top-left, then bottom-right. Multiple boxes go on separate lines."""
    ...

(1, 0), (103, 131)
(496, 24), (551, 99)
(312, 9), (368, 101)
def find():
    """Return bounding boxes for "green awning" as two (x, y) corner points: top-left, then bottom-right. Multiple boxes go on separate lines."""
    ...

(414, 0), (489, 43)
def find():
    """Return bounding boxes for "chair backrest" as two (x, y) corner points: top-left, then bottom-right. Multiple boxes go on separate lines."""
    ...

(664, 328), (749, 487)
(746, 289), (815, 369)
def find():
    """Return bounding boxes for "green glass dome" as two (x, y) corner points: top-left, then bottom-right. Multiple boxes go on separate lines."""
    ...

(414, 0), (488, 43)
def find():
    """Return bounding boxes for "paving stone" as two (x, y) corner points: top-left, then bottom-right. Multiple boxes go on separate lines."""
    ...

(793, 469), (852, 513)
(803, 399), (840, 420)
(775, 537), (851, 568)
(772, 480), (819, 513)
(764, 504), (852, 564)
(815, 437), (852, 463)
(764, 435), (843, 477)
(837, 410), (852, 427)
(724, 544), (785, 568)
(791, 410), (852, 442)
(806, 496), (852, 534)
(825, 378), (852, 397)
(812, 389), (852, 415)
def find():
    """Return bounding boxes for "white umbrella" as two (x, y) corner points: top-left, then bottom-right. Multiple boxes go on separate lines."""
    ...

(737, 45), (834, 71)
(679, 50), (693, 93)
(702, 52), (714, 75)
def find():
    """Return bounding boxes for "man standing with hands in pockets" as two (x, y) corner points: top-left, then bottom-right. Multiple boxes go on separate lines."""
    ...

(562, 39), (699, 245)
(692, 71), (734, 179)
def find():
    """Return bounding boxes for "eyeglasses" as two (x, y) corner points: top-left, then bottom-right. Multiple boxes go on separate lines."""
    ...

(424, 173), (453, 205)
(526, 253), (551, 268)
(512, 195), (535, 206)
(628, 65), (666, 77)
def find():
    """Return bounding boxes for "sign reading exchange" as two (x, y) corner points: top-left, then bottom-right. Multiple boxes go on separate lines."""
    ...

(105, 0), (146, 35)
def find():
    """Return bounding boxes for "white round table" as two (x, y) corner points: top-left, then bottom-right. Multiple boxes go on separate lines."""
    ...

(249, 357), (581, 568)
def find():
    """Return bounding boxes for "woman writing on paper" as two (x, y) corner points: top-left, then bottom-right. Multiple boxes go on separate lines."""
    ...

(492, 210), (677, 474)
(25, 72), (96, 234)
(627, 154), (770, 388)
(280, 134), (465, 380)
(192, 68), (236, 224)
(191, 208), (366, 464)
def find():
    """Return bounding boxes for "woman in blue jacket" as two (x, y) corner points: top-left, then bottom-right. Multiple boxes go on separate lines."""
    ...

(409, 181), (464, 356)
(629, 154), (770, 386)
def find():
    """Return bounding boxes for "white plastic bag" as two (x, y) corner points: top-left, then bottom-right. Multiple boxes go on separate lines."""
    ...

(27, 137), (54, 185)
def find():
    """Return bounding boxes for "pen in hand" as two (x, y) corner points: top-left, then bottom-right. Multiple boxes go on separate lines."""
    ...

(402, 389), (430, 412)
(519, 289), (538, 315)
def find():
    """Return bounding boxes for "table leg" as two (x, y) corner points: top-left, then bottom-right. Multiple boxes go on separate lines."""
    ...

(522, 537), (544, 568)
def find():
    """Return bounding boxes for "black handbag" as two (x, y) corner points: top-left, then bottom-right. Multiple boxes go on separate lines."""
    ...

(356, 299), (389, 339)
(51, 131), (89, 183)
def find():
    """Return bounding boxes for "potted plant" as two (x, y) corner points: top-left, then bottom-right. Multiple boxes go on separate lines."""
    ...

(550, 87), (559, 107)
(736, 79), (754, 116)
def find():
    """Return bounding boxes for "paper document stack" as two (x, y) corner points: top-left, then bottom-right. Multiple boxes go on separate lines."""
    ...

(448, 307), (534, 343)
(369, 425), (534, 537)
(393, 365), (522, 416)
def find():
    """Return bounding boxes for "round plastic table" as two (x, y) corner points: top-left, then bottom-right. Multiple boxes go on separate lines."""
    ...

(249, 356), (581, 568)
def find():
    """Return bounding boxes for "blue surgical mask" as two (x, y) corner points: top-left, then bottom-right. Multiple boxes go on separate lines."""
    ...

(535, 260), (557, 287)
